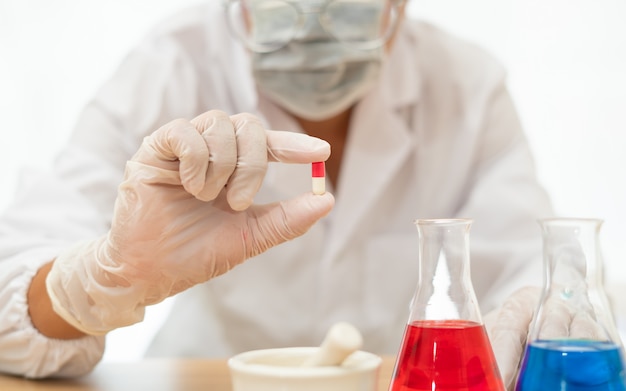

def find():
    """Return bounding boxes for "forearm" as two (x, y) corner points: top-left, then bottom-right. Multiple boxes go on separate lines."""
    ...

(27, 261), (86, 339)
(0, 253), (105, 378)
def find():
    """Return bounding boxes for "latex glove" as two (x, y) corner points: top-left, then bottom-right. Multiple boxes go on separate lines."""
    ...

(485, 285), (608, 390)
(47, 110), (334, 335)
(484, 286), (540, 390)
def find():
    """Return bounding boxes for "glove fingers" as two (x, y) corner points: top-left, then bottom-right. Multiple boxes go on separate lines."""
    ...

(245, 192), (335, 258)
(191, 111), (238, 201)
(133, 110), (332, 210)
(132, 119), (210, 197)
(225, 113), (269, 211)
(538, 299), (573, 339)
(491, 332), (524, 391)
(266, 129), (331, 163)
(570, 312), (604, 340)
(485, 286), (541, 390)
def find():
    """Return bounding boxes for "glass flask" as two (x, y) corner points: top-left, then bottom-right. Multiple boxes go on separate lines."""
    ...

(516, 218), (626, 391)
(389, 219), (505, 391)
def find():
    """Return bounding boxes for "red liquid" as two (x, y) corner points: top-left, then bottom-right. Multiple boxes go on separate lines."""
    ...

(389, 320), (505, 391)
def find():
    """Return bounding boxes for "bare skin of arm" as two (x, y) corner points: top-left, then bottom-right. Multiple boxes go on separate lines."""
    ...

(27, 261), (87, 339)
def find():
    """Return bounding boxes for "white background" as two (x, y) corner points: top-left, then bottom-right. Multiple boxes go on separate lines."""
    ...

(1, 0), (626, 361)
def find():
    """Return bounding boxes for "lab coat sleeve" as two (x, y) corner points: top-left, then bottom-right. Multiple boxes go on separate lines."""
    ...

(0, 9), (210, 378)
(458, 81), (554, 313)
(0, 148), (118, 377)
(0, 248), (105, 378)
(0, 139), (133, 378)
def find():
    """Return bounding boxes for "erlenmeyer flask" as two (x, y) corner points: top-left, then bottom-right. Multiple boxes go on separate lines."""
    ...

(516, 218), (626, 391)
(389, 219), (505, 391)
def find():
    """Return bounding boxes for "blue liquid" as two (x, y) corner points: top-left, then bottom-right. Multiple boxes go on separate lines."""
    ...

(516, 340), (626, 391)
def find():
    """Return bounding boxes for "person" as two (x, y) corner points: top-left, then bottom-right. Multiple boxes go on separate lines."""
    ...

(0, 0), (554, 388)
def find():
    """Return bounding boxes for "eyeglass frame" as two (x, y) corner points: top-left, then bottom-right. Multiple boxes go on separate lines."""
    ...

(223, 0), (408, 53)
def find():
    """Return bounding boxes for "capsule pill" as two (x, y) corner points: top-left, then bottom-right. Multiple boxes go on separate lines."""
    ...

(312, 161), (325, 195)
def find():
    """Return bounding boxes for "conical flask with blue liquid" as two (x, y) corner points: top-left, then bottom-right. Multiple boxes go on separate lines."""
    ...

(516, 218), (626, 390)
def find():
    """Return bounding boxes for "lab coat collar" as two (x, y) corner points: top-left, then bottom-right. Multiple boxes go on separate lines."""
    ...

(379, 22), (421, 109)
(207, 3), (259, 115)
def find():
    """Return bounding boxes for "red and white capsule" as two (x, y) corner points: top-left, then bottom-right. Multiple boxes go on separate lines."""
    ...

(312, 161), (326, 195)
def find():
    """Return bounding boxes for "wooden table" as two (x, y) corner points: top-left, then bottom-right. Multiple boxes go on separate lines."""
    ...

(0, 356), (396, 391)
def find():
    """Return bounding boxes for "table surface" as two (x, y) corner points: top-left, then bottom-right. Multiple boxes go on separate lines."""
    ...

(0, 356), (396, 391)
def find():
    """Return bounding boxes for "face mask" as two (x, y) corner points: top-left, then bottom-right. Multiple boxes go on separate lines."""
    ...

(252, 43), (382, 121)
(247, 1), (385, 121)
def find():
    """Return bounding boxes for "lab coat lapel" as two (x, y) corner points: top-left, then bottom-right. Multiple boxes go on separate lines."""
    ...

(328, 34), (421, 259)
(326, 37), (420, 261)
(326, 101), (412, 260)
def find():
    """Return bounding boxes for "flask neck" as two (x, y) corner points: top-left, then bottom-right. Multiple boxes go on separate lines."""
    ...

(409, 219), (482, 324)
(542, 218), (602, 288)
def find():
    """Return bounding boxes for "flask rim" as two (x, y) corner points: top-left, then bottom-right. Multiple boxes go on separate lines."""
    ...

(414, 218), (473, 226)
(539, 217), (603, 225)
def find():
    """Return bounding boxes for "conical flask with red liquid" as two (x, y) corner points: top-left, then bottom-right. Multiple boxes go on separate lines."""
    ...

(389, 219), (505, 391)
(515, 218), (626, 391)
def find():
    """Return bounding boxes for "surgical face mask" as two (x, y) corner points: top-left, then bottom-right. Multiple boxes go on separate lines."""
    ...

(252, 39), (383, 121)
(225, 0), (402, 120)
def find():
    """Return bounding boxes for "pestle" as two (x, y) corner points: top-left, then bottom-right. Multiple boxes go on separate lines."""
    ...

(301, 321), (364, 367)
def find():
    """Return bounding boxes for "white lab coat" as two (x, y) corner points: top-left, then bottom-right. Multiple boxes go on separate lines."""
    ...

(0, 2), (553, 378)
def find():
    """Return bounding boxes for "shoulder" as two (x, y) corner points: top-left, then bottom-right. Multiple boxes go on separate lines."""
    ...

(103, 3), (241, 99)
(144, 3), (222, 41)
(400, 19), (507, 95)
(131, 3), (234, 64)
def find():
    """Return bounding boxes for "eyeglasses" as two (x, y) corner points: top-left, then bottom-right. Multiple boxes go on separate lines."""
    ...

(224, 0), (406, 53)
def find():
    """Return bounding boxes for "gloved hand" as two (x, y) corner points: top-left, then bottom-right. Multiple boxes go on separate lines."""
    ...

(484, 286), (540, 390)
(46, 110), (335, 335)
(484, 285), (603, 390)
